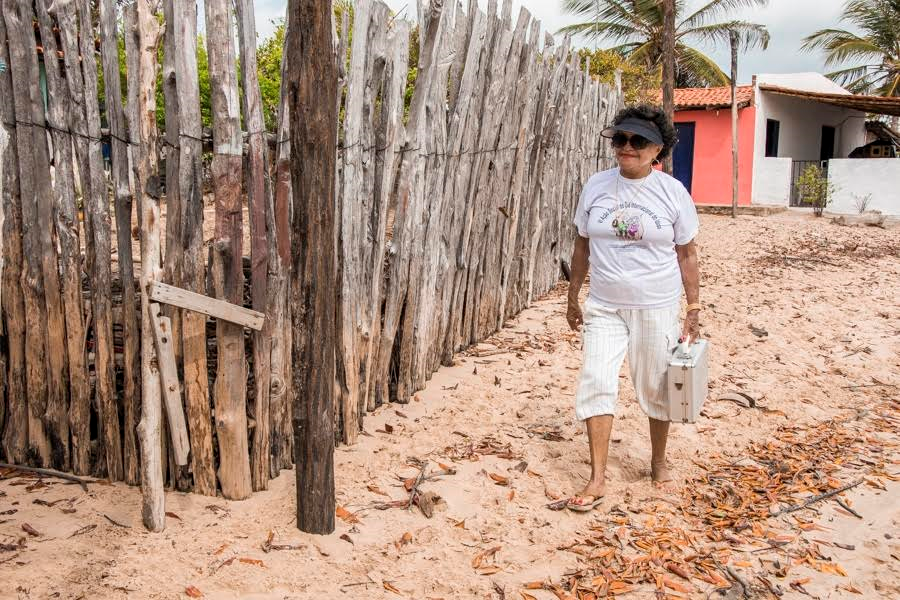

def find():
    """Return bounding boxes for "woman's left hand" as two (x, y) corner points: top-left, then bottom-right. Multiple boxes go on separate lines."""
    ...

(681, 310), (700, 344)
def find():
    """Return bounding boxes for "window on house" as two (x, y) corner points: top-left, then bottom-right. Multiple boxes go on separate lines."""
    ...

(820, 125), (836, 160)
(765, 119), (780, 157)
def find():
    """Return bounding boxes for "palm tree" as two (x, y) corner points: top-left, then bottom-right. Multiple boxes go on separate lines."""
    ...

(559, 0), (770, 88)
(801, 0), (900, 98)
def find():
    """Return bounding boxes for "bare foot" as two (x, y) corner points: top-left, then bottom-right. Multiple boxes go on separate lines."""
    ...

(567, 480), (606, 510)
(651, 461), (677, 491)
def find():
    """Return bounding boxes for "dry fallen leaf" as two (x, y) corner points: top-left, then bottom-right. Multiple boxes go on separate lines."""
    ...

(213, 543), (229, 556)
(489, 472), (510, 486)
(184, 586), (203, 598)
(335, 506), (360, 524)
(21, 523), (40, 537)
(508, 490), (515, 501)
(394, 531), (413, 551)
(523, 581), (544, 589)
(238, 557), (265, 567)
(165, 511), (182, 521)
(520, 593), (538, 600)
(367, 484), (390, 498)
(383, 581), (403, 595)
(471, 545), (501, 569)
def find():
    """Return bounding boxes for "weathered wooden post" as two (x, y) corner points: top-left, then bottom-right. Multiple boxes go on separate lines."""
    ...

(660, 0), (676, 175)
(205, 0), (252, 501)
(731, 30), (739, 219)
(2, 0), (52, 467)
(100, 0), (141, 484)
(0, 5), (26, 466)
(287, 0), (338, 534)
(169, 0), (216, 498)
(126, 0), (165, 530)
(236, 0), (274, 491)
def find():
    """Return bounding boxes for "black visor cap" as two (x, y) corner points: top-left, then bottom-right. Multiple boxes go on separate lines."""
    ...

(601, 117), (663, 146)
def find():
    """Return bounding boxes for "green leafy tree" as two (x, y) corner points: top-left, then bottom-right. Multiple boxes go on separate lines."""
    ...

(575, 47), (661, 105)
(559, 0), (770, 88)
(256, 20), (285, 131)
(801, 0), (900, 98)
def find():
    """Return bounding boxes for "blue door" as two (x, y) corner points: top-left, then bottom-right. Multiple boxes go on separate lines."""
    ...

(673, 122), (695, 193)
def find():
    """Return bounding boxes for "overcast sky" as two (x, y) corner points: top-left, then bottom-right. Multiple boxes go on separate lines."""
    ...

(248, 0), (853, 86)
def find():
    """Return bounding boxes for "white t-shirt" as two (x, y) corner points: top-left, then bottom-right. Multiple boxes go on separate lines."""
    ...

(573, 167), (699, 309)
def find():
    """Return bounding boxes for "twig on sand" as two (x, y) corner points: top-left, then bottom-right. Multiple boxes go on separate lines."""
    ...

(780, 255), (841, 267)
(0, 463), (90, 492)
(103, 513), (132, 528)
(769, 480), (863, 517)
(726, 565), (751, 598)
(835, 498), (862, 519)
(406, 461), (428, 509)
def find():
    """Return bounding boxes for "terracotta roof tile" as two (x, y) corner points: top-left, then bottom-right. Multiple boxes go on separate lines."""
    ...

(655, 86), (754, 110)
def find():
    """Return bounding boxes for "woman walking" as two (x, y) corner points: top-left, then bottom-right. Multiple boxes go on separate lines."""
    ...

(566, 104), (701, 511)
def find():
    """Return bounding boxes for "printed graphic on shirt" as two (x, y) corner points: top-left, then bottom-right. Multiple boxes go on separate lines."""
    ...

(611, 209), (644, 240)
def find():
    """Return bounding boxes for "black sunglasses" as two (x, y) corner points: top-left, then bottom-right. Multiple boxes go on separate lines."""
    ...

(610, 132), (652, 150)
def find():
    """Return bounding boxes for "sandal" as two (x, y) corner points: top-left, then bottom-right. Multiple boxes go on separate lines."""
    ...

(565, 494), (604, 512)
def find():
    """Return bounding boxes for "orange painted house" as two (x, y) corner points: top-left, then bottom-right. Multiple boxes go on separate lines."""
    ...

(667, 86), (756, 205)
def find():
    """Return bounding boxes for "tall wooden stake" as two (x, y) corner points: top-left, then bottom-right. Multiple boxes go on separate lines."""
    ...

(0, 7), (28, 466)
(287, 0), (337, 535)
(205, 0), (251, 501)
(730, 30), (739, 219)
(660, 0), (675, 175)
(236, 0), (274, 492)
(170, 0), (216, 497)
(127, 0), (165, 530)
(100, 0), (141, 484)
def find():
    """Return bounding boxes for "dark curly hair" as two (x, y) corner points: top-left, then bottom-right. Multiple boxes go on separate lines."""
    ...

(611, 104), (678, 160)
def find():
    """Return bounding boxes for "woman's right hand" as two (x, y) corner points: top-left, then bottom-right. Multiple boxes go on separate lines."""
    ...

(566, 299), (583, 332)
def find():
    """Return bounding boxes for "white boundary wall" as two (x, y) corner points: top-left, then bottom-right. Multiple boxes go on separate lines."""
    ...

(752, 157), (792, 205)
(828, 159), (900, 216)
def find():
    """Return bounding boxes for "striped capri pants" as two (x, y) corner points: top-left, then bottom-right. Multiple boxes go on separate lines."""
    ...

(575, 298), (680, 422)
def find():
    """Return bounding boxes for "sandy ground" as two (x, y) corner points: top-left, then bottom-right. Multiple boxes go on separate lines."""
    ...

(2, 210), (899, 600)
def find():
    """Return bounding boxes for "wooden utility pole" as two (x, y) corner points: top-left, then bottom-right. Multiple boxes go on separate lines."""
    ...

(287, 0), (338, 535)
(730, 30), (739, 219)
(660, 0), (676, 175)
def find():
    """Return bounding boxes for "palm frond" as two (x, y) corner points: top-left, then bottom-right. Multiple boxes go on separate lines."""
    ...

(681, 20), (769, 51)
(678, 0), (769, 29)
(674, 43), (729, 87)
(556, 20), (644, 43)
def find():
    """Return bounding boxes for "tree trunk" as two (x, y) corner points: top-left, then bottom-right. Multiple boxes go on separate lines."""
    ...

(204, 0), (251, 501)
(287, 0), (337, 535)
(127, 0), (166, 530)
(731, 31), (739, 219)
(0, 9), (27, 465)
(169, 0), (216, 497)
(660, 0), (676, 175)
(99, 0), (141, 484)
(236, 0), (274, 491)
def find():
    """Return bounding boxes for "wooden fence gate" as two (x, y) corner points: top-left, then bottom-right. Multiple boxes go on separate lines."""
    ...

(0, 0), (621, 501)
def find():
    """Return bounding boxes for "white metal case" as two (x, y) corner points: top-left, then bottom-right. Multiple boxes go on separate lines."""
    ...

(666, 340), (709, 423)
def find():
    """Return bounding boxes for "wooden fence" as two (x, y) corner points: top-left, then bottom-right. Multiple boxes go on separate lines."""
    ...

(0, 0), (621, 500)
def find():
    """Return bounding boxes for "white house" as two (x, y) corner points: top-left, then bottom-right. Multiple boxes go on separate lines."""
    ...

(748, 73), (900, 215)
